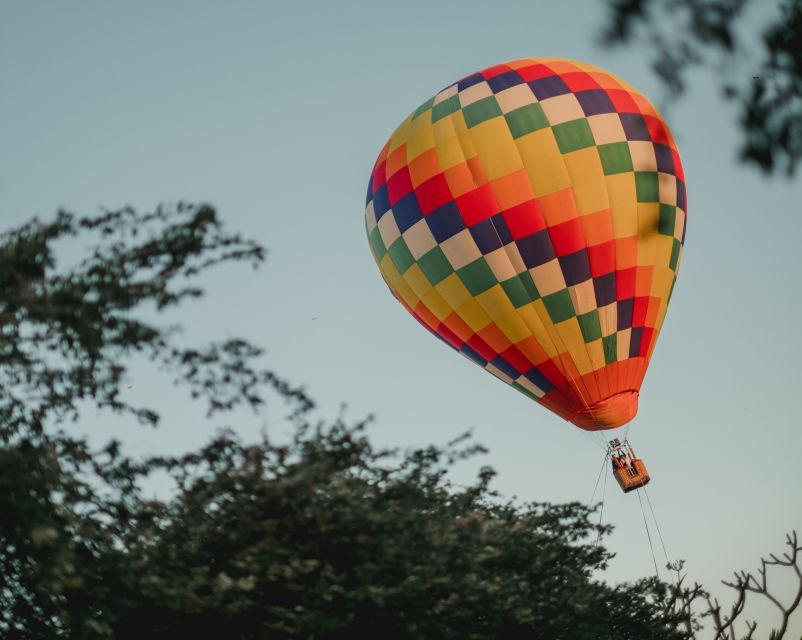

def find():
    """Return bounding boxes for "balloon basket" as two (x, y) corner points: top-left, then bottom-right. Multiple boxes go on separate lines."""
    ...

(608, 438), (650, 493)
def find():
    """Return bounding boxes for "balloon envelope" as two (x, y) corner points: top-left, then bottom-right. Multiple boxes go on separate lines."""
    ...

(364, 58), (686, 431)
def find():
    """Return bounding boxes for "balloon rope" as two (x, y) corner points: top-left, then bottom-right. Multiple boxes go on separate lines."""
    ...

(595, 454), (609, 547)
(589, 450), (609, 505)
(636, 487), (660, 579)
(579, 427), (608, 452)
(643, 485), (670, 567)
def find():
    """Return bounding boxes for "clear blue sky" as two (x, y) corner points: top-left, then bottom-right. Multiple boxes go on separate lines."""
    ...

(2, 0), (800, 633)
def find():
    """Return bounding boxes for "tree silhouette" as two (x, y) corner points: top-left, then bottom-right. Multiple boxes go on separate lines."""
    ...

(603, 0), (802, 175)
(663, 533), (802, 638)
(0, 205), (797, 637)
(0, 206), (692, 638)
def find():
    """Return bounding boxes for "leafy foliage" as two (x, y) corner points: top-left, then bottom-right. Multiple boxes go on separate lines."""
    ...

(0, 205), (687, 638)
(0, 204), (306, 636)
(603, 0), (802, 175)
(0, 421), (690, 639)
(97, 426), (698, 639)
(0, 203), (300, 437)
(1, 204), (791, 638)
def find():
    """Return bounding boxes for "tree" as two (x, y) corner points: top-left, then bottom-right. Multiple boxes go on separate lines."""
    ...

(602, 0), (802, 175)
(1, 206), (798, 638)
(0, 204), (305, 636)
(664, 532), (802, 639)
(86, 426), (697, 640)
(0, 205), (690, 638)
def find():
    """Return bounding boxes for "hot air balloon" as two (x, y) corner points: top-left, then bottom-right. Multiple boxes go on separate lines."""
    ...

(364, 58), (686, 491)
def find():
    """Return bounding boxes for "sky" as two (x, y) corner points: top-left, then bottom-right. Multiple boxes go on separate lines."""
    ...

(1, 0), (801, 634)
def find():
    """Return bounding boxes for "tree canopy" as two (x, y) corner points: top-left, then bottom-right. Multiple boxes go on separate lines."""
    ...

(0, 205), (798, 638)
(0, 205), (692, 638)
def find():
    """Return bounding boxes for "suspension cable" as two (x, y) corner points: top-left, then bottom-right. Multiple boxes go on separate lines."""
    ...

(595, 455), (609, 546)
(577, 425), (609, 452)
(589, 450), (609, 506)
(643, 485), (670, 567)
(636, 487), (660, 579)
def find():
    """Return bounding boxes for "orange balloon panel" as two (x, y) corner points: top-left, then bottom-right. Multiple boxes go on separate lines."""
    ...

(364, 59), (686, 430)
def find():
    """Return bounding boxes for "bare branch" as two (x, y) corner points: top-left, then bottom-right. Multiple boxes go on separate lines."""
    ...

(711, 530), (802, 639)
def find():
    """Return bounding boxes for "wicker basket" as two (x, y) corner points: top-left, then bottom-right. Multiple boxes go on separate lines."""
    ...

(613, 459), (651, 493)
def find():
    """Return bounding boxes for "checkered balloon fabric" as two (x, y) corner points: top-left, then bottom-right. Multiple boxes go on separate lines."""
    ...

(364, 58), (686, 431)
